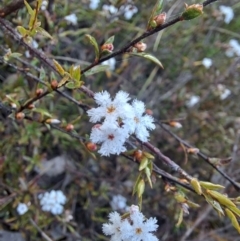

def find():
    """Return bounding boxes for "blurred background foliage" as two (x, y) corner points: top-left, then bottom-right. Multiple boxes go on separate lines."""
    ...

(0, 0), (240, 240)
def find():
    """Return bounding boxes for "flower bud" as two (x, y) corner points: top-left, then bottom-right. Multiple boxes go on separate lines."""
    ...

(35, 88), (44, 96)
(65, 124), (74, 131)
(181, 4), (203, 20)
(134, 42), (147, 52)
(86, 142), (97, 152)
(153, 12), (166, 26)
(15, 112), (25, 120)
(145, 109), (153, 115)
(134, 150), (143, 161)
(51, 80), (58, 90)
(101, 43), (114, 53)
(11, 103), (17, 109)
(169, 121), (182, 129)
(187, 147), (199, 154)
(27, 104), (35, 109)
(45, 118), (61, 124)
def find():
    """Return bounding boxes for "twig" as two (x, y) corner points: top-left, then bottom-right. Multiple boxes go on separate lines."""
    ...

(0, 0), (35, 17)
(157, 122), (240, 191)
(29, 218), (53, 241)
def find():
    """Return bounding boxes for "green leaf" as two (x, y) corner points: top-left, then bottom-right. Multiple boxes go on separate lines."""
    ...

(84, 65), (110, 76)
(105, 35), (115, 44)
(36, 27), (53, 39)
(70, 65), (81, 82)
(85, 34), (100, 61)
(129, 52), (163, 69)
(16, 26), (28, 37)
(66, 82), (76, 89)
(53, 60), (65, 76)
(32, 108), (52, 118)
(29, 9), (36, 29)
(24, 0), (34, 15)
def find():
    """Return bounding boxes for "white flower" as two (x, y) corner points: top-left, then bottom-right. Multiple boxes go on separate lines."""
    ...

(102, 4), (118, 15)
(102, 58), (116, 70)
(39, 190), (66, 215)
(89, 0), (100, 10)
(225, 39), (240, 57)
(125, 100), (155, 142)
(102, 212), (126, 241)
(103, 205), (159, 241)
(87, 90), (134, 123)
(16, 203), (28, 215)
(186, 95), (200, 107)
(127, 211), (159, 241)
(121, 4), (138, 20)
(41, 0), (48, 11)
(219, 5), (234, 24)
(220, 88), (231, 100)
(110, 195), (128, 211)
(202, 58), (212, 69)
(90, 122), (129, 156)
(64, 13), (78, 25)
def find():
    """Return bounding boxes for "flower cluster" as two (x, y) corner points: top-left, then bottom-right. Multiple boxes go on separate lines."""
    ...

(87, 91), (155, 156)
(38, 190), (67, 215)
(102, 205), (159, 241)
(219, 5), (234, 24)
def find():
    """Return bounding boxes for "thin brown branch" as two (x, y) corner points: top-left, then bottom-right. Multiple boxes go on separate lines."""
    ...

(157, 122), (240, 191)
(0, 0), (35, 18)
(81, 0), (220, 74)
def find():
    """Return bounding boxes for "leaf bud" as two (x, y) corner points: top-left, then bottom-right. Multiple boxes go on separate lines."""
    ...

(134, 42), (147, 52)
(181, 3), (203, 20)
(86, 142), (98, 152)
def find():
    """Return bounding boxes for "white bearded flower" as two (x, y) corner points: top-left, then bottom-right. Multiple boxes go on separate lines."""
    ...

(124, 100), (155, 142)
(87, 90), (134, 124)
(90, 122), (129, 156)
(103, 205), (159, 241)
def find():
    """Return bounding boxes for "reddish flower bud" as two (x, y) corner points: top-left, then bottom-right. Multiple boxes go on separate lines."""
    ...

(153, 12), (166, 26)
(15, 112), (25, 120)
(66, 124), (74, 131)
(86, 142), (97, 152)
(169, 121), (182, 129)
(145, 109), (153, 115)
(35, 88), (44, 96)
(134, 150), (143, 161)
(134, 42), (147, 52)
(101, 43), (114, 53)
(51, 80), (58, 90)
(27, 104), (35, 109)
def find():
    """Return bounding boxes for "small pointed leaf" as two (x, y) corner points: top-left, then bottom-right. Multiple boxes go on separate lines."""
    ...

(84, 65), (110, 76)
(129, 52), (163, 69)
(85, 34), (100, 60)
